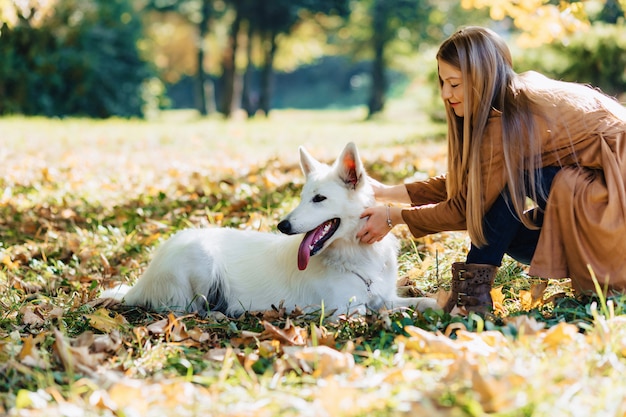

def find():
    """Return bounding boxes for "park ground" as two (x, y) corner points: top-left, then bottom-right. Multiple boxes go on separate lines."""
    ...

(1, 108), (626, 416)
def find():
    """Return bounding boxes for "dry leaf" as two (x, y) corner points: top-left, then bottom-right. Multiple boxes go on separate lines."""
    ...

(107, 381), (148, 414)
(146, 318), (169, 335)
(20, 306), (45, 328)
(398, 326), (459, 356)
(287, 345), (355, 377)
(505, 315), (546, 336)
(19, 334), (48, 369)
(12, 276), (42, 293)
(52, 328), (104, 374)
(433, 288), (451, 308)
(491, 286), (507, 316)
(261, 319), (307, 346)
(520, 281), (549, 311)
(146, 313), (189, 342)
(2, 254), (19, 270)
(84, 308), (128, 333)
(311, 324), (336, 348)
(469, 359), (524, 413)
(540, 322), (580, 351)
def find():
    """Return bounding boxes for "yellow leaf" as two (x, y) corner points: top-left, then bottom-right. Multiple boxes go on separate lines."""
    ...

(520, 281), (548, 311)
(107, 381), (147, 413)
(470, 360), (525, 413)
(519, 290), (533, 311)
(491, 286), (506, 316)
(541, 322), (579, 350)
(143, 232), (161, 246)
(2, 254), (18, 270)
(18, 335), (36, 361)
(399, 326), (459, 356)
(85, 308), (128, 333)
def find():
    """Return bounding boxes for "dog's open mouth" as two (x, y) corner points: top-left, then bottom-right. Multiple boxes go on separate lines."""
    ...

(297, 218), (340, 270)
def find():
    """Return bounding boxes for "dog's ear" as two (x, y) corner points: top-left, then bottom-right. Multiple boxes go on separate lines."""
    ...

(299, 146), (322, 177)
(336, 142), (364, 190)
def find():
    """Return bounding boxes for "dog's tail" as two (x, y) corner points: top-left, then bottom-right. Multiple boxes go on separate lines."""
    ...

(100, 284), (132, 301)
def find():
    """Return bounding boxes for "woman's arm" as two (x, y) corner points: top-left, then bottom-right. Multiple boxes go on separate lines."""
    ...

(369, 177), (411, 204)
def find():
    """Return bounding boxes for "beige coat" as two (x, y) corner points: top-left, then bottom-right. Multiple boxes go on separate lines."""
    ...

(402, 73), (626, 293)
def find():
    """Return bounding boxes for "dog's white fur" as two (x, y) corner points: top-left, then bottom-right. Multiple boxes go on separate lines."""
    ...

(101, 142), (439, 317)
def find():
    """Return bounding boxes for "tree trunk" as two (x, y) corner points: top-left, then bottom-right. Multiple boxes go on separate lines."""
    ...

(367, 0), (387, 119)
(259, 29), (276, 117)
(195, 0), (213, 116)
(368, 38), (386, 118)
(218, 2), (241, 117)
(241, 21), (256, 118)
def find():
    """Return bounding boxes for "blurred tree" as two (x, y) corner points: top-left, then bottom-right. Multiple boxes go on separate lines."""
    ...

(141, 0), (224, 115)
(327, 0), (489, 119)
(365, 0), (432, 118)
(221, 0), (350, 118)
(0, 0), (154, 117)
(598, 0), (624, 23)
(460, 0), (626, 47)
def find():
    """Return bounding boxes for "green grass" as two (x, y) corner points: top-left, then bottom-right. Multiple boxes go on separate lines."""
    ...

(1, 110), (626, 416)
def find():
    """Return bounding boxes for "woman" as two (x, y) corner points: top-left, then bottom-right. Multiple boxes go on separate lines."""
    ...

(357, 26), (626, 313)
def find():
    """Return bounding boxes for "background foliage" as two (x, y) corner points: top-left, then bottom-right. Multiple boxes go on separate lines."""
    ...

(0, 0), (154, 118)
(1, 0), (624, 119)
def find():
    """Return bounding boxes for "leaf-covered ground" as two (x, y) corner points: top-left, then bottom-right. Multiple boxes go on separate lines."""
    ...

(1, 111), (626, 416)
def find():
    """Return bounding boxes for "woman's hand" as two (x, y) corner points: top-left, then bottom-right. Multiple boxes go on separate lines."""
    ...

(357, 205), (399, 244)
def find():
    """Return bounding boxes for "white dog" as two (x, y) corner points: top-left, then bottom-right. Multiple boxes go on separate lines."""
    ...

(101, 142), (439, 317)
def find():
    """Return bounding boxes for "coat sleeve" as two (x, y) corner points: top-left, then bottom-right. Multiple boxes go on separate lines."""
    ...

(401, 115), (507, 239)
(404, 174), (448, 205)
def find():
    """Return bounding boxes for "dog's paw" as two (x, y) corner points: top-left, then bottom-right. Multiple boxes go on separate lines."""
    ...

(414, 297), (442, 312)
(86, 297), (123, 309)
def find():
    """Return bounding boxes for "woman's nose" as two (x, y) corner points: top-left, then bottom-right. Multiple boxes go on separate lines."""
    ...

(441, 84), (451, 100)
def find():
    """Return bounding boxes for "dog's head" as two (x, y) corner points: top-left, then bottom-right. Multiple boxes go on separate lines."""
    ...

(277, 142), (374, 270)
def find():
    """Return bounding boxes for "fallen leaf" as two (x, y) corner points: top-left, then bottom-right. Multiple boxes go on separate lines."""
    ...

(286, 345), (355, 377)
(2, 254), (19, 270)
(491, 286), (507, 316)
(52, 327), (104, 374)
(19, 334), (48, 369)
(540, 322), (580, 350)
(433, 287), (451, 308)
(146, 313), (189, 342)
(146, 318), (169, 335)
(12, 277), (43, 294)
(261, 319), (307, 346)
(505, 315), (546, 336)
(520, 281), (549, 311)
(84, 308), (128, 333)
(20, 306), (45, 328)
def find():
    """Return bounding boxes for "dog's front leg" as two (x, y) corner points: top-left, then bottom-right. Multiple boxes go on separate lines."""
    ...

(385, 297), (441, 313)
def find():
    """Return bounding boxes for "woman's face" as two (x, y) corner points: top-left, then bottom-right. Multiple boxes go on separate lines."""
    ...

(438, 59), (464, 117)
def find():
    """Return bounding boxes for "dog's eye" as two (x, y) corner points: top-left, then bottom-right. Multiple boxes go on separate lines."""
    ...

(312, 194), (326, 203)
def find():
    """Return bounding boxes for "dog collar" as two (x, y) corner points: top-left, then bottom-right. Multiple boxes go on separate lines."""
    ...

(351, 270), (373, 297)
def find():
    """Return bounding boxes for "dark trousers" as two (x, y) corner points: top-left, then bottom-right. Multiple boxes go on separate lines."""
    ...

(466, 167), (561, 266)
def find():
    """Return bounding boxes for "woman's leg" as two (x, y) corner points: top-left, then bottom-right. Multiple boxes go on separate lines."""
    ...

(466, 167), (560, 266)
(465, 191), (521, 266)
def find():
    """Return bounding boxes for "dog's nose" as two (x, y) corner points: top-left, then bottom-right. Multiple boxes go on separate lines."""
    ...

(277, 220), (292, 234)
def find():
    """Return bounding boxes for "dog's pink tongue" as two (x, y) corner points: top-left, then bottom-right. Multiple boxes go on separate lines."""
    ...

(297, 231), (316, 270)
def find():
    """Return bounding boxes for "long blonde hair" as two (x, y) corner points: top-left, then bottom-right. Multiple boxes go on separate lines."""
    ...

(436, 26), (541, 246)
